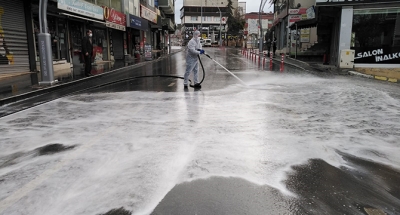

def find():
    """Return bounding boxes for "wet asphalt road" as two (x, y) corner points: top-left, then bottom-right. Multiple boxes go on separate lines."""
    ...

(1, 48), (400, 215)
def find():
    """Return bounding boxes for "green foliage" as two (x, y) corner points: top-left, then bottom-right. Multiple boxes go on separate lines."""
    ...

(226, 0), (245, 36)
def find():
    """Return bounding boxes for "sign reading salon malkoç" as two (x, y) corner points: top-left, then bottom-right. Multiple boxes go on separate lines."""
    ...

(354, 47), (400, 64)
(58, 0), (103, 20)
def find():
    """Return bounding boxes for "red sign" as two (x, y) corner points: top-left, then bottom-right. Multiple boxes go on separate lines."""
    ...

(288, 8), (307, 15)
(103, 7), (126, 26)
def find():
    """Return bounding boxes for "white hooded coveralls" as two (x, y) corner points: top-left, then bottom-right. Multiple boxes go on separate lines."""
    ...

(184, 32), (202, 85)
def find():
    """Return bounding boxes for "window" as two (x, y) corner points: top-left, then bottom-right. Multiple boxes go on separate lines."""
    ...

(207, 16), (212, 21)
(352, 8), (400, 64)
(191, 16), (198, 21)
(215, 17), (220, 22)
(129, 0), (136, 15)
(84, 0), (95, 3)
(203, 16), (207, 21)
(96, 0), (109, 7)
(110, 0), (122, 11)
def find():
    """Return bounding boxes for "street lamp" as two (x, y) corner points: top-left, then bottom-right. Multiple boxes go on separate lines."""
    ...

(38, 0), (56, 85)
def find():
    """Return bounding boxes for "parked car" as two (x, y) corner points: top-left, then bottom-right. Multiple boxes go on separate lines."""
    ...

(204, 39), (212, 47)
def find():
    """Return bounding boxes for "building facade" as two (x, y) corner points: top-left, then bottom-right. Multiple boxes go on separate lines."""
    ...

(243, 12), (274, 49)
(272, 0), (317, 54)
(314, 0), (400, 72)
(180, 0), (238, 44)
(238, 2), (246, 17)
(0, 0), (175, 76)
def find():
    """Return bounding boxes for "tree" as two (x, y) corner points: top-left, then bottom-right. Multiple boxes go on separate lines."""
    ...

(226, 0), (245, 36)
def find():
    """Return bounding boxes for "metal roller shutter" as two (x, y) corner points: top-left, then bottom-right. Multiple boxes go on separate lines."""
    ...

(0, 0), (29, 73)
(112, 30), (124, 60)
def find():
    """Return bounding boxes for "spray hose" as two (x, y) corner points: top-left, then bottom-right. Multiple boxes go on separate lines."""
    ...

(77, 52), (244, 93)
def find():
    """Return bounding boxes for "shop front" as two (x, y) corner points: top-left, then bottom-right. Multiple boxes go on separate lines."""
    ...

(141, 4), (158, 60)
(316, 0), (400, 70)
(0, 0), (31, 73)
(127, 14), (148, 58)
(103, 7), (127, 61)
(56, 0), (105, 68)
(352, 8), (400, 67)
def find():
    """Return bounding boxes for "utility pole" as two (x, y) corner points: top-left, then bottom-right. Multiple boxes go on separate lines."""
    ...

(38, 0), (56, 85)
(219, 8), (222, 46)
(201, 0), (203, 38)
(258, 0), (268, 54)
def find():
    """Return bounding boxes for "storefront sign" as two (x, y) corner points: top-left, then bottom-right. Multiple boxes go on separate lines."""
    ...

(300, 34), (310, 43)
(301, 28), (310, 34)
(316, 0), (397, 5)
(141, 5), (157, 24)
(58, 0), (103, 20)
(354, 47), (400, 64)
(103, 7), (126, 31)
(289, 8), (306, 15)
(106, 22), (126, 31)
(145, 45), (152, 60)
(128, 14), (148, 31)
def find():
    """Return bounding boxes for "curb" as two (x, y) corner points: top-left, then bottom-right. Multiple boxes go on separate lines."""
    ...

(240, 50), (311, 72)
(0, 49), (184, 107)
(348, 71), (398, 83)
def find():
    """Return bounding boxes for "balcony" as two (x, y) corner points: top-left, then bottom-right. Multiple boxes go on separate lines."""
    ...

(162, 18), (175, 31)
(158, 0), (174, 14)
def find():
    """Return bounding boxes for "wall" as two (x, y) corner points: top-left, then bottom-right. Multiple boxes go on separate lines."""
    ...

(183, 0), (238, 10)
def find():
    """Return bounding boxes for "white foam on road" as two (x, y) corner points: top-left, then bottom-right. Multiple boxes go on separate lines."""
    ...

(1, 74), (400, 215)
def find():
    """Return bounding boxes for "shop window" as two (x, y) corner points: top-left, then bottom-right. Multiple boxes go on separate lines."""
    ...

(352, 8), (400, 64)
(92, 28), (107, 61)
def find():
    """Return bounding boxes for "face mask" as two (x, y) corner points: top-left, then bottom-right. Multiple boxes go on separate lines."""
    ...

(89, 33), (93, 37)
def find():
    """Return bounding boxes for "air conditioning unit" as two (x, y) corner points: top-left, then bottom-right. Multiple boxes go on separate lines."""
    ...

(340, 49), (355, 68)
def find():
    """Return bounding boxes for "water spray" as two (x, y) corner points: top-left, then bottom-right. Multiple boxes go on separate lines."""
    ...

(204, 54), (248, 86)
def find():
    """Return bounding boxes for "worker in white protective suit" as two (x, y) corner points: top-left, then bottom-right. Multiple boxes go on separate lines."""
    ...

(184, 30), (205, 88)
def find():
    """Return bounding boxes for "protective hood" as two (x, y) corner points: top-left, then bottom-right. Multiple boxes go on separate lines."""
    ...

(193, 31), (201, 41)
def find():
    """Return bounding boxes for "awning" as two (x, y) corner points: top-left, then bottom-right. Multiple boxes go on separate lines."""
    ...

(289, 18), (317, 30)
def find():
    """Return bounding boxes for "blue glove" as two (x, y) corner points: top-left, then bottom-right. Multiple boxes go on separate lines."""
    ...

(200, 50), (205, 54)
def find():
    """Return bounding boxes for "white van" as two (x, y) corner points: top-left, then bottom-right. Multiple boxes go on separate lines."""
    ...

(200, 38), (205, 46)
(204, 39), (212, 47)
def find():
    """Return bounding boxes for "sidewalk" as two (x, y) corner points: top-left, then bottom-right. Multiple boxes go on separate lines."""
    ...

(275, 56), (348, 75)
(0, 48), (183, 103)
(244, 48), (348, 75)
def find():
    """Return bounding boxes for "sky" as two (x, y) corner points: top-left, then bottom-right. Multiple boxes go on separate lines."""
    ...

(174, 0), (274, 24)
